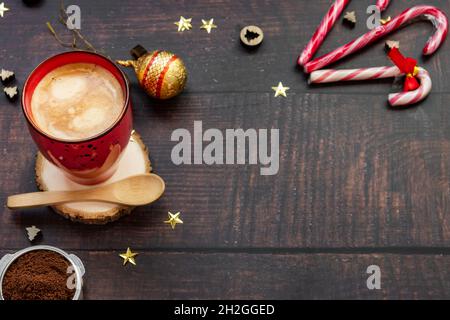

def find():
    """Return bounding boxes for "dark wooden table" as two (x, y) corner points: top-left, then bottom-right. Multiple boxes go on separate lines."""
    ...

(1, 0), (450, 299)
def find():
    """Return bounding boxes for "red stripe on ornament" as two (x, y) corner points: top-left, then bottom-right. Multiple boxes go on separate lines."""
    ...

(141, 50), (160, 88)
(155, 55), (178, 98)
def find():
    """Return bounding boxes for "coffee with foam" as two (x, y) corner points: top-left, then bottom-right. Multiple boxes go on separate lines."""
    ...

(31, 63), (124, 140)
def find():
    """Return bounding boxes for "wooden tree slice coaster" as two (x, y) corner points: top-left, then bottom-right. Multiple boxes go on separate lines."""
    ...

(35, 131), (151, 224)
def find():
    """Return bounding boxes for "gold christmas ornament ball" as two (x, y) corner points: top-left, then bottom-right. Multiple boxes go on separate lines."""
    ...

(117, 45), (187, 100)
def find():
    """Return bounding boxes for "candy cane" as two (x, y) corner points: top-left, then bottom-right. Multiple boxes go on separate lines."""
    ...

(309, 66), (432, 106)
(298, 0), (391, 67)
(303, 5), (448, 73)
(376, 0), (390, 11)
(298, 0), (350, 67)
(388, 68), (431, 106)
(298, 0), (392, 67)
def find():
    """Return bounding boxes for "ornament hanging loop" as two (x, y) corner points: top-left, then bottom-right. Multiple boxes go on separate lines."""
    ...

(116, 60), (137, 68)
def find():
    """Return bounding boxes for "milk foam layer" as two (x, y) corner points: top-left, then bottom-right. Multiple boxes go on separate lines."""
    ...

(31, 63), (124, 140)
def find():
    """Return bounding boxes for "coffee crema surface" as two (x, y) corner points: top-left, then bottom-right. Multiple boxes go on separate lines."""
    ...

(31, 63), (124, 140)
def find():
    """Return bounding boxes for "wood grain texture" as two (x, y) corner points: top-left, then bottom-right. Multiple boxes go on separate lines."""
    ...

(1, 0), (450, 299)
(3, 93), (450, 249)
(2, 250), (450, 300)
(1, 0), (450, 94)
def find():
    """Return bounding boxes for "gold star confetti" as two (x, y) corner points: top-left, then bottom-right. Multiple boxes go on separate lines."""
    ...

(0, 2), (9, 18)
(200, 18), (217, 33)
(174, 16), (192, 32)
(165, 211), (183, 229)
(119, 247), (138, 266)
(272, 82), (289, 98)
(380, 16), (391, 25)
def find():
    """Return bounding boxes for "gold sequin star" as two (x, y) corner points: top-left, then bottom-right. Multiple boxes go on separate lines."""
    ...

(380, 16), (391, 25)
(0, 2), (10, 18)
(119, 247), (138, 266)
(200, 18), (217, 33)
(174, 16), (192, 32)
(272, 82), (289, 98)
(165, 211), (183, 229)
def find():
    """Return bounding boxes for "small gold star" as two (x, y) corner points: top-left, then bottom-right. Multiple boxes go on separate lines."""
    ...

(119, 247), (138, 266)
(272, 82), (289, 98)
(174, 16), (192, 32)
(200, 18), (217, 33)
(0, 2), (10, 18)
(380, 16), (391, 25)
(165, 211), (183, 229)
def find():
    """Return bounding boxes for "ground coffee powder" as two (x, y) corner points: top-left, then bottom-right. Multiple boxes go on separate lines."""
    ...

(2, 250), (75, 300)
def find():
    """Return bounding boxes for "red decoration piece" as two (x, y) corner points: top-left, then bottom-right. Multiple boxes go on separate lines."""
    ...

(388, 48), (420, 92)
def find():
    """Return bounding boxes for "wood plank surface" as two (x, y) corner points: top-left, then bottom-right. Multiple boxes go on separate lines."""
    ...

(2, 93), (450, 249)
(1, 0), (450, 299)
(1, 0), (450, 94)
(2, 250), (450, 300)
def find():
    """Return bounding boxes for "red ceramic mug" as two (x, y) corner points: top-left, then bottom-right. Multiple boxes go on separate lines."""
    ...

(22, 51), (133, 185)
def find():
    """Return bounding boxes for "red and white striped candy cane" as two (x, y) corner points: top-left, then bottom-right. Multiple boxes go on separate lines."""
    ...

(298, 0), (349, 67)
(376, 0), (390, 11)
(388, 68), (431, 106)
(303, 5), (448, 73)
(298, 0), (391, 67)
(309, 66), (432, 106)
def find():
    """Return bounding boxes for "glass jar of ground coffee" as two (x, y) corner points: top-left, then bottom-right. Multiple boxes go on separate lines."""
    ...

(0, 245), (85, 300)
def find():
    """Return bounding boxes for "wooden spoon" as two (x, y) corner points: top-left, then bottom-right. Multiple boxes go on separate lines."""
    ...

(7, 173), (165, 210)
